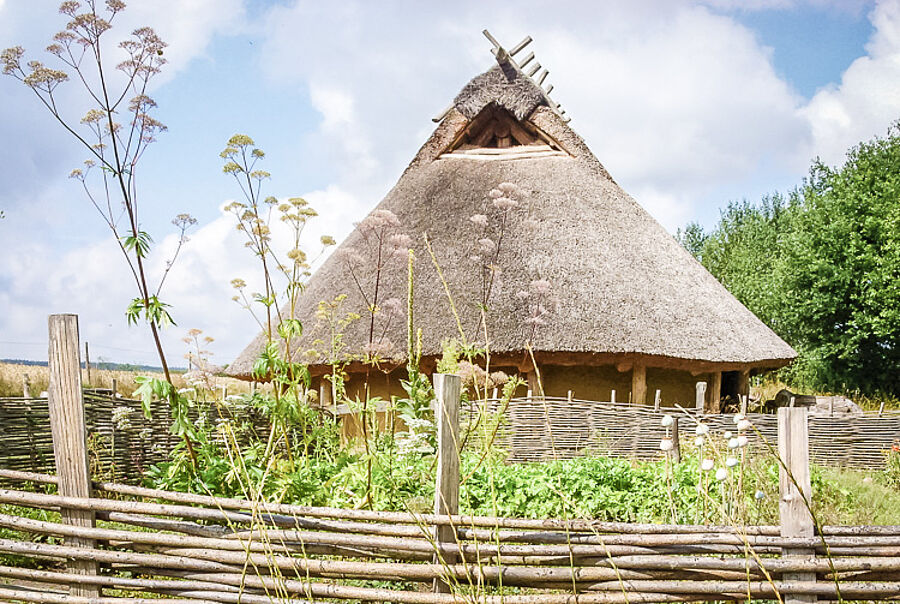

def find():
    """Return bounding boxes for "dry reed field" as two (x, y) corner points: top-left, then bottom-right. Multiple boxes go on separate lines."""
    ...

(0, 361), (252, 399)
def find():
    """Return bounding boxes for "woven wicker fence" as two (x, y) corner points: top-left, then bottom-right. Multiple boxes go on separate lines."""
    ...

(465, 396), (900, 469)
(3, 467), (900, 603)
(0, 392), (269, 480)
(2, 392), (898, 483)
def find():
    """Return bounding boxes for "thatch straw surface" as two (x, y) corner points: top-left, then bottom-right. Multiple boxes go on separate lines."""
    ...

(228, 62), (795, 378)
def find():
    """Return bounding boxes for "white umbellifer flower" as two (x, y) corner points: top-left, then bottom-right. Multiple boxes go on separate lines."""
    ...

(737, 419), (752, 432)
(728, 437), (739, 449)
(112, 406), (132, 431)
(724, 431), (733, 440)
(694, 437), (705, 447)
(733, 413), (745, 424)
(755, 490), (766, 500)
(701, 459), (714, 471)
(715, 468), (728, 481)
(695, 423), (709, 436)
(737, 435), (749, 448)
(660, 438), (673, 451)
(726, 456), (739, 467)
(661, 414), (674, 427)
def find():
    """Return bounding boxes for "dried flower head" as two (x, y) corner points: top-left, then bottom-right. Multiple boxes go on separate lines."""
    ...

(469, 213), (488, 227)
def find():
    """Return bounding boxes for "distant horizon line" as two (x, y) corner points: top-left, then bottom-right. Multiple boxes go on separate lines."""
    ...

(1, 358), (188, 373)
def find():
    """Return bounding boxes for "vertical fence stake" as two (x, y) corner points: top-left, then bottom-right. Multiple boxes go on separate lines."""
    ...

(778, 406), (816, 604)
(48, 314), (99, 597)
(84, 341), (91, 386)
(610, 389), (616, 404)
(23, 374), (31, 398)
(670, 417), (681, 463)
(433, 373), (461, 594)
(653, 389), (661, 412)
(112, 378), (118, 398)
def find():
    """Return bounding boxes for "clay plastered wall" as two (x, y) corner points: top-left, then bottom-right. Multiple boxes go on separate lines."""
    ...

(541, 365), (632, 402)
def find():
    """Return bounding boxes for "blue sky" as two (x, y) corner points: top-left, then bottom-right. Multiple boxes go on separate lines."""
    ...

(1, 0), (898, 367)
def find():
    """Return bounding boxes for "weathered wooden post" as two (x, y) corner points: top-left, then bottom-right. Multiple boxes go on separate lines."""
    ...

(432, 373), (461, 594)
(778, 406), (816, 604)
(22, 374), (31, 398)
(84, 341), (92, 386)
(48, 314), (99, 597)
(695, 381), (707, 413)
(653, 389), (661, 412)
(670, 417), (681, 463)
(631, 363), (647, 405)
(111, 378), (118, 398)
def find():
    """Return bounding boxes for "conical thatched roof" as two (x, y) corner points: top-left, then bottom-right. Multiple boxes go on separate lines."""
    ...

(228, 58), (796, 379)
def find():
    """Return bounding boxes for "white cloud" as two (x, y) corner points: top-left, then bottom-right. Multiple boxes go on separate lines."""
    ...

(257, 0), (810, 231)
(802, 0), (900, 165)
(0, 185), (358, 366)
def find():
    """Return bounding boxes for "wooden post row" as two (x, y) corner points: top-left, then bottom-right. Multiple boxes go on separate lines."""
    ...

(778, 406), (816, 604)
(47, 314), (99, 597)
(432, 373), (461, 594)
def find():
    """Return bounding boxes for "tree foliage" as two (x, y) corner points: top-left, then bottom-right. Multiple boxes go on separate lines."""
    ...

(680, 123), (900, 395)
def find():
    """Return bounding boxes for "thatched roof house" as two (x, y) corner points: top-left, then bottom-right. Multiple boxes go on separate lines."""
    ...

(229, 39), (796, 413)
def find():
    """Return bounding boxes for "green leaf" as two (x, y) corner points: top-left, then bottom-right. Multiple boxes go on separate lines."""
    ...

(122, 230), (153, 258)
(277, 318), (303, 340)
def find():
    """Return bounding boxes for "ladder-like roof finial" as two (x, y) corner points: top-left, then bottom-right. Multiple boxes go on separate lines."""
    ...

(482, 29), (568, 123)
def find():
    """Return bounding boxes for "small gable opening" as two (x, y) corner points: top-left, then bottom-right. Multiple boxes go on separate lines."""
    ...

(445, 104), (565, 154)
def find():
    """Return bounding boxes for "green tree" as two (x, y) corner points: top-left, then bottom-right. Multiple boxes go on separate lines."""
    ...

(680, 123), (900, 395)
(780, 125), (900, 393)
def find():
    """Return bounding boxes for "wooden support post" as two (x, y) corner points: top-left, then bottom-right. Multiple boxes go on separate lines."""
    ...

(23, 374), (31, 398)
(653, 389), (661, 412)
(610, 389), (616, 404)
(708, 372), (722, 413)
(84, 341), (91, 386)
(526, 369), (540, 397)
(740, 395), (748, 415)
(111, 378), (117, 398)
(48, 314), (99, 597)
(695, 382), (707, 414)
(221, 385), (227, 401)
(432, 373), (461, 594)
(670, 417), (681, 464)
(631, 363), (646, 405)
(318, 379), (332, 407)
(778, 407), (815, 604)
(491, 387), (499, 400)
(738, 369), (750, 403)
